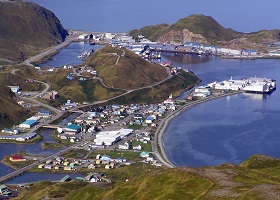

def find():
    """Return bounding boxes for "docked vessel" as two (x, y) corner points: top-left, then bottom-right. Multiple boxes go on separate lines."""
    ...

(78, 49), (95, 59)
(208, 76), (276, 93)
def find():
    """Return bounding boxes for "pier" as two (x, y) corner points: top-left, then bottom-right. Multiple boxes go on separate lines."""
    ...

(150, 48), (206, 55)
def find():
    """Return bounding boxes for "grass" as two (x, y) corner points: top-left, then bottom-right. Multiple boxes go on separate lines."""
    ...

(62, 149), (88, 159)
(131, 140), (152, 152)
(41, 142), (63, 149)
(89, 150), (140, 160)
(15, 155), (280, 199)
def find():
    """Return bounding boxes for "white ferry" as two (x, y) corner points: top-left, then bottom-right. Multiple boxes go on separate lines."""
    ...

(268, 49), (280, 56)
(208, 76), (276, 93)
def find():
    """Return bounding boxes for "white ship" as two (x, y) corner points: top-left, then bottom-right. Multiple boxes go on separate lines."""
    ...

(268, 49), (280, 56)
(208, 76), (276, 93)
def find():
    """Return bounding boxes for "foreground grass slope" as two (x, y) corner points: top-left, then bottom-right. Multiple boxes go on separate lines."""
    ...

(0, 0), (68, 62)
(15, 155), (280, 199)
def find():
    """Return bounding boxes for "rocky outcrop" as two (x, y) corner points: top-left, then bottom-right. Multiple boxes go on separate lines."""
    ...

(157, 29), (208, 44)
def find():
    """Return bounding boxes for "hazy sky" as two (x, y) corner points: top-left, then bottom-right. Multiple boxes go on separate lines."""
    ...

(32, 0), (280, 32)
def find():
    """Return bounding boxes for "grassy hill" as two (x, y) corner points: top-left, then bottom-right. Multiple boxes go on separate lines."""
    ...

(0, 0), (68, 62)
(0, 85), (31, 130)
(129, 14), (280, 46)
(84, 45), (169, 90)
(15, 154), (280, 199)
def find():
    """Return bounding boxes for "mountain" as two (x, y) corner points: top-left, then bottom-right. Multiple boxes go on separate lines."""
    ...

(0, 0), (68, 62)
(129, 14), (280, 46)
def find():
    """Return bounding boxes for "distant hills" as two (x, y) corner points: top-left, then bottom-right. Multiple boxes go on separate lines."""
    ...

(129, 14), (280, 46)
(0, 0), (68, 62)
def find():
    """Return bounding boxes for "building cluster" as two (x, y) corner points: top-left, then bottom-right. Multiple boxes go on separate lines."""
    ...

(0, 109), (52, 141)
(60, 172), (103, 183)
(177, 42), (258, 57)
(118, 131), (152, 150)
(36, 154), (132, 172)
(140, 151), (163, 167)
(193, 86), (212, 98)
(0, 132), (37, 141)
(41, 90), (58, 100)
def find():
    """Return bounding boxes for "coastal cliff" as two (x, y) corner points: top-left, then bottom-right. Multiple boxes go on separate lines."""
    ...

(0, 0), (68, 62)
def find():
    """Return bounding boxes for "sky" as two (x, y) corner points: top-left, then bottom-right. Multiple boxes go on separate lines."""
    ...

(31, 0), (280, 33)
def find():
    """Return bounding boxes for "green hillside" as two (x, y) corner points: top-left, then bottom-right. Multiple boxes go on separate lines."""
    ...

(84, 45), (169, 90)
(0, 85), (31, 130)
(16, 155), (280, 199)
(0, 0), (68, 62)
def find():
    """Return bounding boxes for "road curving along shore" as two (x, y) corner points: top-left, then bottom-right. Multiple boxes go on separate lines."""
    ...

(153, 90), (242, 168)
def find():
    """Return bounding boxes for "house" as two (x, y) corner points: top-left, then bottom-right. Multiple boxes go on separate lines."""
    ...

(38, 164), (45, 169)
(2, 128), (19, 135)
(140, 151), (150, 158)
(44, 165), (52, 170)
(7, 86), (20, 93)
(78, 34), (88, 40)
(9, 155), (26, 162)
(38, 110), (52, 117)
(88, 163), (96, 169)
(145, 116), (154, 124)
(64, 124), (81, 135)
(60, 175), (71, 182)
(100, 155), (111, 162)
(0, 185), (11, 196)
(242, 49), (257, 56)
(164, 94), (175, 105)
(64, 166), (72, 171)
(133, 145), (142, 150)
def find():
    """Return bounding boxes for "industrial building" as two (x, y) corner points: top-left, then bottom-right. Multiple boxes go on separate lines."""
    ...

(94, 129), (133, 146)
(19, 119), (37, 129)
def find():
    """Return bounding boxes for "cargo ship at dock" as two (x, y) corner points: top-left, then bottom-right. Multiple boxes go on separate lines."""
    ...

(208, 76), (276, 93)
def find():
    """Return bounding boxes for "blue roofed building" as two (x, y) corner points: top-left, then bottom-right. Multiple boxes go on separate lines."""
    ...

(242, 49), (257, 56)
(38, 110), (52, 117)
(64, 124), (81, 135)
(19, 119), (37, 129)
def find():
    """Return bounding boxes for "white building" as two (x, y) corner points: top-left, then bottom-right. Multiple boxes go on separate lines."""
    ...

(78, 34), (88, 40)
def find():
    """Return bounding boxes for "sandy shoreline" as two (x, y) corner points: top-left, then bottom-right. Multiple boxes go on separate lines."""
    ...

(153, 91), (242, 168)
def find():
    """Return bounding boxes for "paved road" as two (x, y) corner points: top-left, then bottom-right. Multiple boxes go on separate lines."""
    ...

(22, 35), (76, 66)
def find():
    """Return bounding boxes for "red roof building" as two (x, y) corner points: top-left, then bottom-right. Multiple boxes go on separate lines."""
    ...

(9, 155), (27, 162)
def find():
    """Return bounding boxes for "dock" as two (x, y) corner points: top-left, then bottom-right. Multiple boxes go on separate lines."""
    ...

(150, 48), (207, 55)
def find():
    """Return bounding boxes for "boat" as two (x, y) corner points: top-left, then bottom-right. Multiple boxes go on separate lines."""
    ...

(77, 49), (94, 59)
(268, 49), (280, 56)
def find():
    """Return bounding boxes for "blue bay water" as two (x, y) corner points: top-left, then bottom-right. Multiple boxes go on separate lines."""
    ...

(161, 56), (280, 166)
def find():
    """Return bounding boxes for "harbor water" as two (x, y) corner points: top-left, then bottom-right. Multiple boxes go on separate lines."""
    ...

(0, 113), (79, 181)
